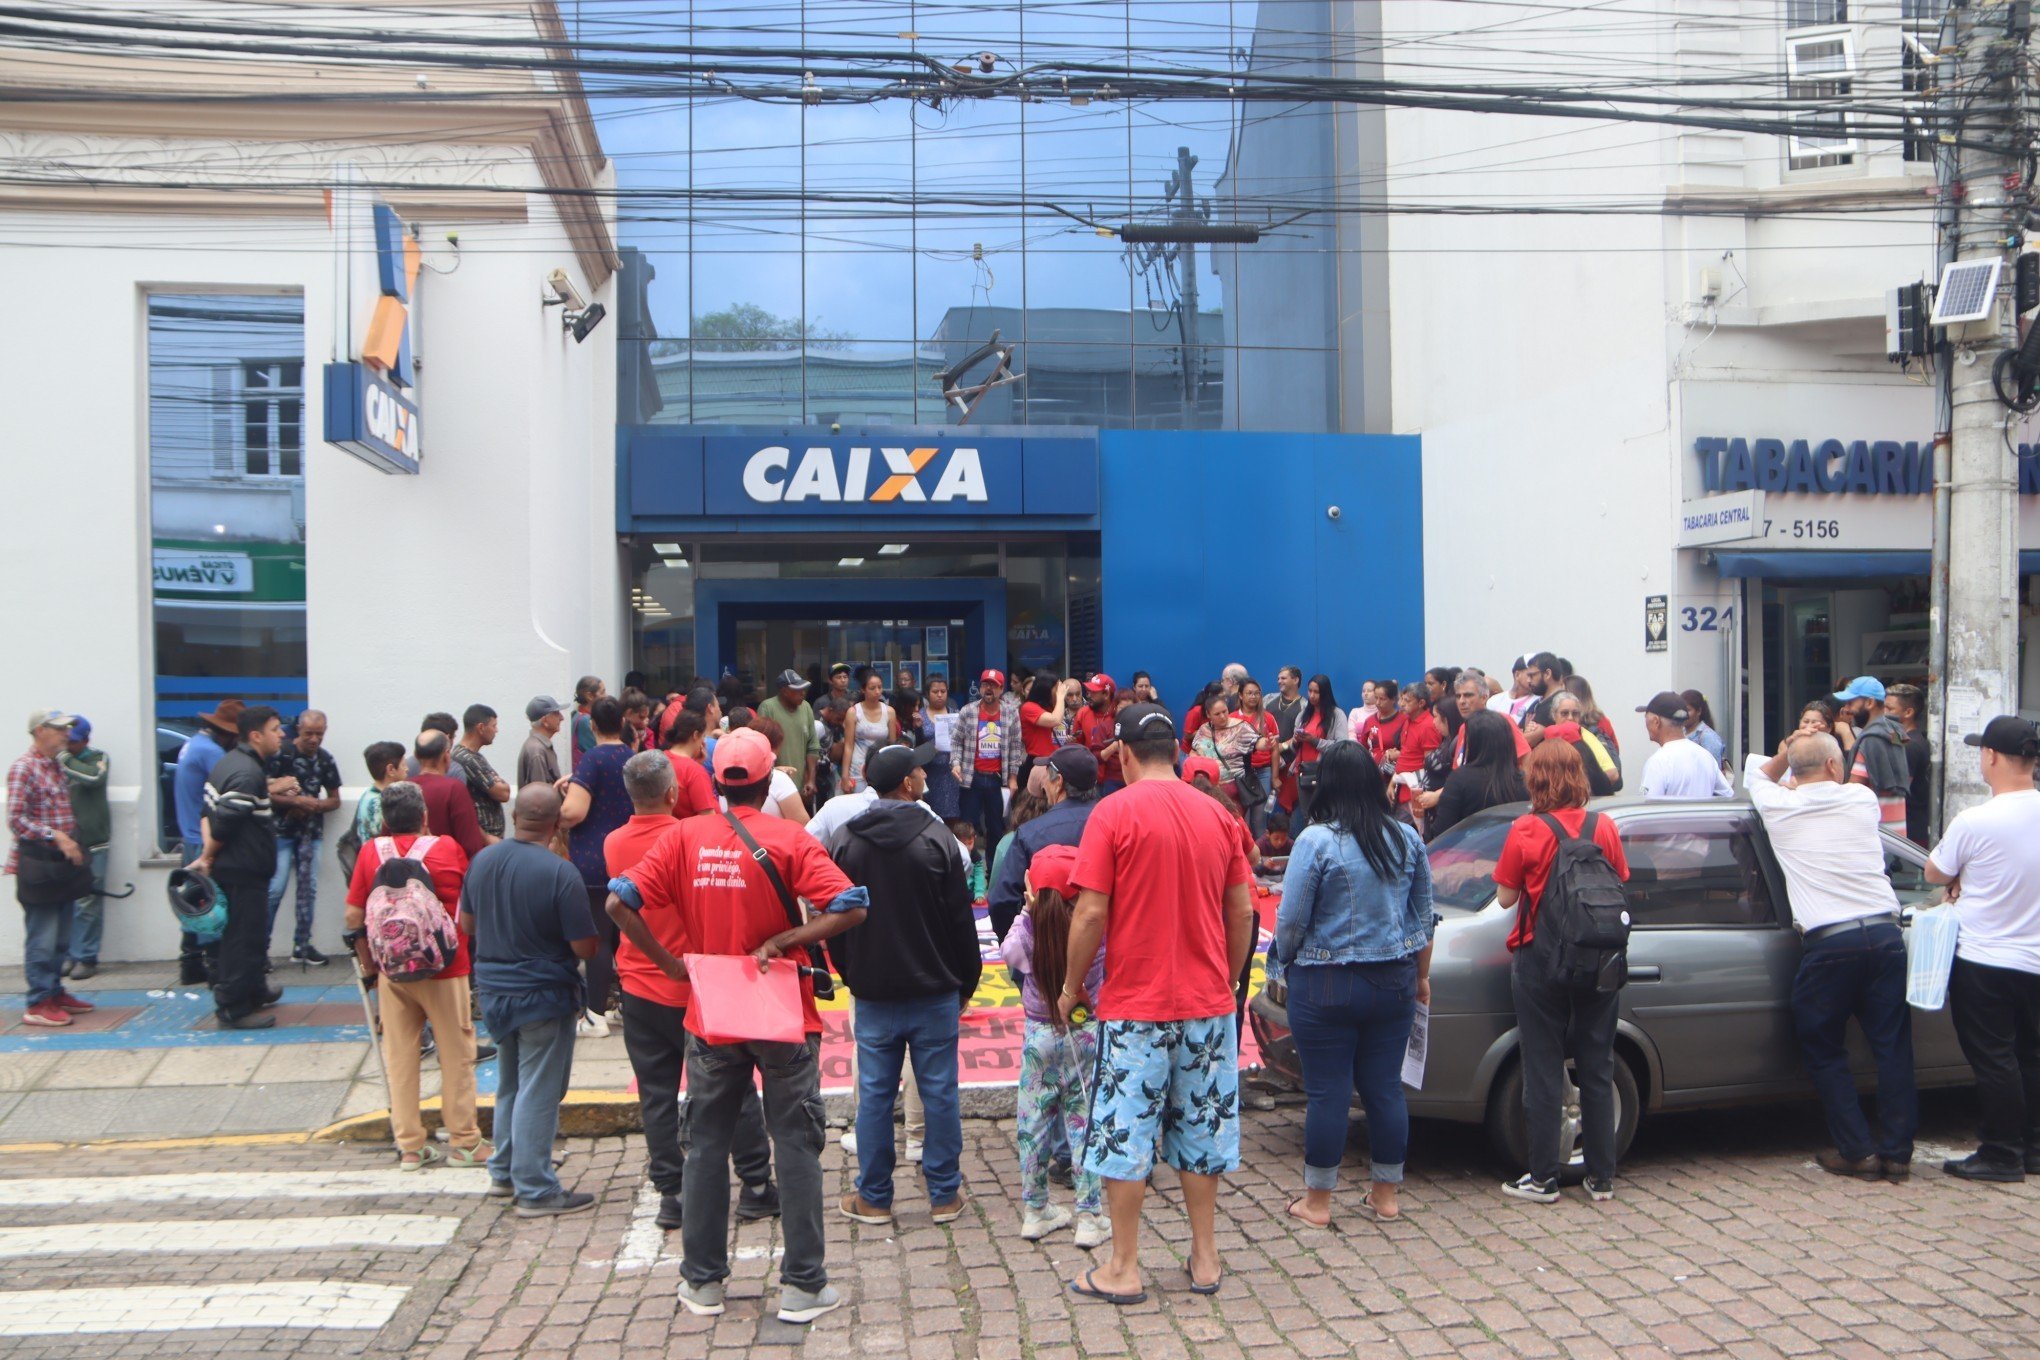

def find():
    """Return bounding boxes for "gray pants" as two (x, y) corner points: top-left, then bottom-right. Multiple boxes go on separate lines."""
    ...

(1510, 939), (1620, 1183)
(682, 1034), (827, 1293)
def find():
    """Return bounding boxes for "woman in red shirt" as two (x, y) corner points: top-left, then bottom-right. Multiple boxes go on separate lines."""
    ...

(1017, 675), (1068, 775)
(1388, 687), (1442, 811)
(1490, 740), (1630, 1205)
(1236, 677), (1280, 836)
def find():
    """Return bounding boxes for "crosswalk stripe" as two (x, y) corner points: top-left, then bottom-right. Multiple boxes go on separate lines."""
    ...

(0, 1281), (410, 1336)
(0, 1214), (460, 1258)
(0, 1170), (492, 1207)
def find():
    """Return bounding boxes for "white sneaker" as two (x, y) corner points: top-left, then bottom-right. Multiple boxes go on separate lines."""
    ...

(1073, 1212), (1109, 1249)
(839, 1128), (858, 1156)
(575, 1010), (610, 1039)
(776, 1283), (844, 1324)
(905, 1138), (924, 1164)
(676, 1279), (724, 1316)
(1020, 1203), (1072, 1241)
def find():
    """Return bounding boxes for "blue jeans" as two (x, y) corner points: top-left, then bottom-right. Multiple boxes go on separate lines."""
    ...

(1286, 958), (1418, 1187)
(854, 992), (964, 1208)
(23, 900), (73, 1007)
(70, 848), (107, 966)
(1791, 923), (1916, 1163)
(960, 772), (1007, 854)
(487, 1011), (578, 1201)
(266, 833), (320, 951)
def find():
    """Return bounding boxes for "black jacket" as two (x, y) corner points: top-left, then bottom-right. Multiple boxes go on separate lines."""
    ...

(204, 748), (277, 883)
(830, 800), (981, 1005)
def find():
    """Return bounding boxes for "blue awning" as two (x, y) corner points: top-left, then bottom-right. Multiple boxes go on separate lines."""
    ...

(1712, 550), (2040, 580)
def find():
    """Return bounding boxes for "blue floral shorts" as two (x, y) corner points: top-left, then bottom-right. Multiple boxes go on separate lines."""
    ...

(1082, 1016), (1240, 1181)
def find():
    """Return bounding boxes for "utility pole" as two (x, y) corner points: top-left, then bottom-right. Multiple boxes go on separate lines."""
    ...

(1933, 0), (2032, 828)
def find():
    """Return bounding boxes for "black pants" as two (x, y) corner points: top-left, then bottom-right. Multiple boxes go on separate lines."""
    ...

(582, 884), (621, 1016)
(1949, 956), (2040, 1167)
(211, 874), (270, 1019)
(620, 992), (772, 1195)
(1510, 937), (1620, 1182)
(961, 772), (1007, 859)
(1789, 923), (1915, 1163)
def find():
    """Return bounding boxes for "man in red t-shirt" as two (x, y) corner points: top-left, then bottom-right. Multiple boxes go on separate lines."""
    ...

(411, 731), (492, 860)
(605, 750), (773, 1231)
(606, 728), (867, 1325)
(1072, 674), (1123, 791)
(1061, 704), (1255, 1306)
(341, 780), (487, 1171)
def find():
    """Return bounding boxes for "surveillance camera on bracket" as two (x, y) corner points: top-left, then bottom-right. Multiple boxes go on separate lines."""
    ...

(542, 268), (587, 312)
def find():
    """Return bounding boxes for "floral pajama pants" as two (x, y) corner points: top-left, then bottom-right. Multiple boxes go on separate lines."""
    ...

(1017, 1018), (1102, 1213)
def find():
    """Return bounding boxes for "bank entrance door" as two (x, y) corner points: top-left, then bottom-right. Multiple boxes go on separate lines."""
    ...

(732, 615), (966, 693)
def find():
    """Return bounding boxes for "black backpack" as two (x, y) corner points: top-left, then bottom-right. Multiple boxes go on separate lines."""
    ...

(1535, 812), (1631, 992)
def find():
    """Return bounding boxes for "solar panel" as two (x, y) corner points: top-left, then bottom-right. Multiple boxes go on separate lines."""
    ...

(1930, 259), (2003, 325)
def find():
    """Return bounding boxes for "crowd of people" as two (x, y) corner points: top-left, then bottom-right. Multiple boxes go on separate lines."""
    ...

(7, 649), (2039, 1326)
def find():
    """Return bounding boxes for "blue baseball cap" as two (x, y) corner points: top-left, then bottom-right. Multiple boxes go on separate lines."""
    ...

(68, 716), (91, 743)
(1832, 676), (1886, 703)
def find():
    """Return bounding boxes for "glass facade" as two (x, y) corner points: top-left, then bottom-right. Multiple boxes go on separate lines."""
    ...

(146, 293), (307, 851)
(608, 0), (1347, 432)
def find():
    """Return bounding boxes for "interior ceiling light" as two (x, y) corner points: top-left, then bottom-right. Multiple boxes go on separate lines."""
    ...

(838, 557), (866, 567)
(877, 544), (909, 555)
(651, 542), (683, 555)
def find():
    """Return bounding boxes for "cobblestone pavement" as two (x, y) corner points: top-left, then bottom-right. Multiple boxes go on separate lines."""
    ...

(2, 1093), (2037, 1359)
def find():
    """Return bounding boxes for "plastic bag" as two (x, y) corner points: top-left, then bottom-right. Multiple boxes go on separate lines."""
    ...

(684, 954), (806, 1044)
(1906, 905), (1960, 1011)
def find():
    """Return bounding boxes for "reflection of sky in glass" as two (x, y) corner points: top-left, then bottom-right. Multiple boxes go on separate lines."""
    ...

(592, 0), (1344, 430)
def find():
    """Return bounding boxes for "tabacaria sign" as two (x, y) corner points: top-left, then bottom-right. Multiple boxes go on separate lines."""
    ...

(1697, 435), (2040, 497)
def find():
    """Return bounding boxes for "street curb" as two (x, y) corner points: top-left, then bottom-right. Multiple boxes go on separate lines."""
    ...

(313, 1082), (1028, 1143)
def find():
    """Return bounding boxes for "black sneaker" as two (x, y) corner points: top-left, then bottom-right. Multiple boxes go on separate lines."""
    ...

(656, 1192), (684, 1230)
(1943, 1152), (2025, 1183)
(419, 1032), (437, 1059)
(178, 961), (210, 986)
(473, 1044), (498, 1064)
(217, 1010), (277, 1031)
(1502, 1173), (1560, 1204)
(1585, 1177), (1615, 1202)
(294, 944), (330, 967)
(736, 1181), (782, 1221)
(515, 1191), (596, 1218)
(2026, 1150), (2040, 1176)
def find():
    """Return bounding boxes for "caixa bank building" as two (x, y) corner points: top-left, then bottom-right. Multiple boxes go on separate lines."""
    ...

(612, 248), (1423, 702)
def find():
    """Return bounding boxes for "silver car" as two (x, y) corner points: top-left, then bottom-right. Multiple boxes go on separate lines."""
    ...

(1248, 796), (1968, 1171)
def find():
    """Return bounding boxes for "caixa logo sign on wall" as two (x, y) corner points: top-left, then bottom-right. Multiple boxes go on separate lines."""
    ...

(703, 436), (1023, 516)
(322, 168), (424, 475)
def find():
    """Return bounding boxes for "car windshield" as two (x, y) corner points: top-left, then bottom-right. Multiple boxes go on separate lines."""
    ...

(1425, 808), (1520, 915)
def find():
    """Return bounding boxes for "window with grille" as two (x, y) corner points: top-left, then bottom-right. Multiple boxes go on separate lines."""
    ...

(242, 360), (303, 477)
(1901, 37), (1936, 163)
(1899, 0), (1947, 22)
(1786, 34), (1856, 170)
(1786, 0), (1846, 27)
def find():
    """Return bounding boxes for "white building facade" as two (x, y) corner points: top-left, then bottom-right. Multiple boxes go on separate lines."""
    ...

(1382, 0), (2040, 763)
(0, 1), (620, 963)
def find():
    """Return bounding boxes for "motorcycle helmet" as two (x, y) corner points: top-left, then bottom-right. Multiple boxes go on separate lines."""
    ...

(167, 867), (227, 944)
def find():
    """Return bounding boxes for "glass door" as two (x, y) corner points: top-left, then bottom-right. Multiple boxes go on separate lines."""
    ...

(732, 615), (966, 694)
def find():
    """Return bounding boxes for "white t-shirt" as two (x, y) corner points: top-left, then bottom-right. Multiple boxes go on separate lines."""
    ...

(1642, 737), (1733, 800)
(1743, 755), (1899, 932)
(721, 769), (800, 819)
(805, 785), (968, 867)
(1927, 788), (2040, 974)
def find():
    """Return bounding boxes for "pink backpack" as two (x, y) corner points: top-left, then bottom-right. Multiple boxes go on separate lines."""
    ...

(364, 836), (459, 982)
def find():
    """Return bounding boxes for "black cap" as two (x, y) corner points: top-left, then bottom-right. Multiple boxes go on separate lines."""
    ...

(1045, 746), (1099, 791)
(1636, 691), (1689, 722)
(774, 669), (810, 691)
(865, 741), (944, 794)
(1963, 714), (2040, 757)
(1116, 701), (1177, 743)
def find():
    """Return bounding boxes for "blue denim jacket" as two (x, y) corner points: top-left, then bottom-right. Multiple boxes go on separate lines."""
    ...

(1266, 821), (1434, 983)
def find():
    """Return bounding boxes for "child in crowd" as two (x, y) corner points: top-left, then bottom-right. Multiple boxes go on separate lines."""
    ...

(949, 819), (989, 902)
(1256, 809), (1294, 863)
(354, 740), (406, 843)
(997, 845), (1106, 1247)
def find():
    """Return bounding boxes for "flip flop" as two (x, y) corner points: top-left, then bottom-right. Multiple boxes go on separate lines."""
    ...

(1185, 1268), (1222, 1296)
(1355, 1198), (1402, 1223)
(1069, 1267), (1147, 1307)
(1285, 1196), (1331, 1229)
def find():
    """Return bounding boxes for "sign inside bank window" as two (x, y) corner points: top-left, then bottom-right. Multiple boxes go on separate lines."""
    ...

(153, 549), (252, 594)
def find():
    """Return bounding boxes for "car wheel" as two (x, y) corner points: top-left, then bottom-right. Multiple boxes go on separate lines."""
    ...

(1485, 1051), (1641, 1182)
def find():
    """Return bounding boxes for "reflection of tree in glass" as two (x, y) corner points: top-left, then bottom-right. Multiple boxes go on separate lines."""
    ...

(653, 303), (850, 353)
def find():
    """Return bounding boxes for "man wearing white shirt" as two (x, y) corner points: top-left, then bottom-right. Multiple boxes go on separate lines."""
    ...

(1925, 715), (2040, 1183)
(1637, 692), (1733, 800)
(1747, 735), (1914, 1180)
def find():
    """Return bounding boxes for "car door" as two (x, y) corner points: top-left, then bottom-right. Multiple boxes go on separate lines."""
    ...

(1616, 808), (1805, 1099)
(1877, 834), (1968, 1081)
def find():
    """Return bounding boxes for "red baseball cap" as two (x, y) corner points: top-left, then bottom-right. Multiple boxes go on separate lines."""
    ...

(1027, 844), (1080, 902)
(1180, 755), (1223, 786)
(711, 727), (774, 785)
(979, 669), (1006, 688)
(1084, 673), (1116, 694)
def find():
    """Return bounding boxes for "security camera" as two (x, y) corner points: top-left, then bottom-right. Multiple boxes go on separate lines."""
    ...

(543, 269), (586, 311)
(1326, 505), (1342, 521)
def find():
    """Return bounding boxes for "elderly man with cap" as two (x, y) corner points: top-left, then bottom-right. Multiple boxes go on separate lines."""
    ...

(606, 725), (868, 1323)
(757, 670), (818, 804)
(9, 709), (97, 1027)
(1926, 715), (2040, 1182)
(1638, 691), (1732, 800)
(518, 695), (569, 793)
(171, 699), (243, 982)
(832, 741), (980, 1230)
(949, 668), (1026, 853)
(987, 746), (1100, 943)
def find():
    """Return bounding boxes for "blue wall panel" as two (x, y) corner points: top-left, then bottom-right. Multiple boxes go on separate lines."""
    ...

(1099, 431), (1423, 711)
